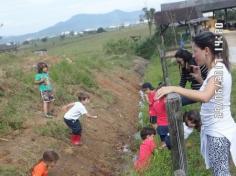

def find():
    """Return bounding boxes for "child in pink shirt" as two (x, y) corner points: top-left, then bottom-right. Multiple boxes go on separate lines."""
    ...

(142, 83), (157, 129)
(153, 94), (169, 149)
(134, 127), (156, 172)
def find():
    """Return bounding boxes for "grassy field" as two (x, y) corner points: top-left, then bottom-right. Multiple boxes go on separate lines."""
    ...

(0, 24), (150, 136)
(129, 55), (236, 176)
(1, 23), (236, 175)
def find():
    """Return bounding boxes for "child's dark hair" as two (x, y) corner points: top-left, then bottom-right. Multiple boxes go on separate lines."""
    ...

(140, 127), (156, 140)
(29, 151), (59, 175)
(77, 92), (90, 101)
(43, 150), (59, 162)
(183, 110), (201, 131)
(141, 82), (154, 91)
(37, 62), (48, 73)
(193, 31), (230, 71)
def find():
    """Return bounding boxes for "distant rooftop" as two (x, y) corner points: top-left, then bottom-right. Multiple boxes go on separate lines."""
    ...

(155, 6), (202, 25)
(161, 0), (236, 12)
(155, 0), (236, 25)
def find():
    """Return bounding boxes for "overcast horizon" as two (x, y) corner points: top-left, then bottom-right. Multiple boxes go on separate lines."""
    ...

(0, 0), (184, 36)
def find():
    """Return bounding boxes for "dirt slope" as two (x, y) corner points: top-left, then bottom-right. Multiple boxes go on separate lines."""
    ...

(0, 57), (148, 176)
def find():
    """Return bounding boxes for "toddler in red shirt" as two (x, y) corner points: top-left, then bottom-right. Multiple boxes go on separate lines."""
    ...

(134, 127), (156, 172)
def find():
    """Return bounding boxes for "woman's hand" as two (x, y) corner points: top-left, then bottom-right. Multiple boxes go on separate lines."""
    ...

(155, 86), (174, 100)
(189, 65), (203, 84)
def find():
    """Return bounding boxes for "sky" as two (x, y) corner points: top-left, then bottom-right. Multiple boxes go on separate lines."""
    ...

(0, 0), (183, 36)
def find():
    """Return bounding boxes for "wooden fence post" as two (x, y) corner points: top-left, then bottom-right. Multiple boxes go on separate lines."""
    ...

(158, 43), (187, 175)
(166, 93), (187, 175)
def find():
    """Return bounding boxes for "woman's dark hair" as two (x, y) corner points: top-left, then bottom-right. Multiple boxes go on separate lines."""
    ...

(77, 92), (90, 101)
(193, 31), (230, 71)
(141, 82), (154, 91)
(183, 110), (201, 131)
(175, 49), (196, 73)
(140, 127), (156, 140)
(37, 62), (48, 73)
(175, 49), (193, 62)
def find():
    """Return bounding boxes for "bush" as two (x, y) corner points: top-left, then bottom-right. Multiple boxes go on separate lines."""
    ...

(0, 100), (24, 134)
(135, 37), (158, 60)
(0, 166), (25, 176)
(36, 121), (70, 141)
(50, 60), (97, 88)
(103, 39), (135, 55)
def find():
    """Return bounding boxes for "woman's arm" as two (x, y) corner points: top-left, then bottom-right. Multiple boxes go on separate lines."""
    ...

(156, 76), (219, 103)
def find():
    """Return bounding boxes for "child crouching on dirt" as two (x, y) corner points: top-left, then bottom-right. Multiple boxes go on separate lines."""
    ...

(31, 150), (59, 176)
(134, 127), (157, 172)
(183, 110), (201, 132)
(34, 62), (55, 118)
(63, 92), (98, 146)
(165, 110), (201, 149)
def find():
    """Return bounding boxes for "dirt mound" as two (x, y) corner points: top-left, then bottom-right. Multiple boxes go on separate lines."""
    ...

(0, 58), (146, 176)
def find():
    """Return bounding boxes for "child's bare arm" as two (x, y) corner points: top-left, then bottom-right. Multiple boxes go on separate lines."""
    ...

(144, 94), (149, 103)
(62, 103), (75, 112)
(85, 113), (98, 118)
(35, 78), (46, 84)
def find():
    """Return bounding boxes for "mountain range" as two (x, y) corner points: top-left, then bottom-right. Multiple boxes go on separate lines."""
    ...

(1, 10), (143, 43)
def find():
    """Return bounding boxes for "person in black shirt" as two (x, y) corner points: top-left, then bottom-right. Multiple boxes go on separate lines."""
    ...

(175, 49), (208, 106)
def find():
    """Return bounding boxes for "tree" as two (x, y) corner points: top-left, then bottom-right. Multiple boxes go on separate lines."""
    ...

(142, 7), (156, 36)
(41, 37), (48, 42)
(60, 34), (65, 39)
(69, 30), (75, 36)
(97, 27), (106, 33)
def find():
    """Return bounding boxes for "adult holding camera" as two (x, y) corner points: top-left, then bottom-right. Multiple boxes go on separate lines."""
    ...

(175, 49), (208, 106)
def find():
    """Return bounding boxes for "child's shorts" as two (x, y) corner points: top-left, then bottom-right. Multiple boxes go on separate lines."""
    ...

(149, 116), (157, 124)
(41, 90), (54, 102)
(64, 118), (82, 135)
(157, 126), (169, 141)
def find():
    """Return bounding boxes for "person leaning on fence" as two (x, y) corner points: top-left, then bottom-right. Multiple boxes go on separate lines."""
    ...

(34, 62), (55, 118)
(134, 127), (156, 172)
(62, 92), (98, 146)
(156, 31), (236, 176)
(175, 49), (208, 106)
(31, 150), (59, 176)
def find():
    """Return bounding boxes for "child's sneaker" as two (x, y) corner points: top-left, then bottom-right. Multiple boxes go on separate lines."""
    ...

(45, 113), (54, 118)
